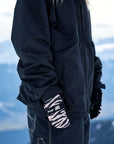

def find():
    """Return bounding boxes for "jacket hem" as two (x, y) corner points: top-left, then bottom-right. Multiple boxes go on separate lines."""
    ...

(68, 110), (90, 119)
(17, 93), (90, 119)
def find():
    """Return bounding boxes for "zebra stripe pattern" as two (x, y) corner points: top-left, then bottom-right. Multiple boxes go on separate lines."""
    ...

(44, 94), (70, 128)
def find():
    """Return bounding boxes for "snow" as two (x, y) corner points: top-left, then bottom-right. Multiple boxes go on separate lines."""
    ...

(0, 113), (27, 131)
(96, 123), (102, 130)
(90, 137), (96, 143)
(111, 121), (114, 126)
(0, 101), (27, 131)
(0, 102), (3, 108)
(96, 43), (114, 53)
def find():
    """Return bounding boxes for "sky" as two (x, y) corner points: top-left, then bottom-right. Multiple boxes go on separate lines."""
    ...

(89, 0), (114, 41)
(0, 0), (16, 42)
(0, 0), (114, 42)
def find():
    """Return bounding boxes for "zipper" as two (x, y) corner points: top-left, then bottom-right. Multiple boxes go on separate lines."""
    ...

(75, 1), (84, 41)
(75, 1), (89, 112)
(79, 41), (89, 113)
(79, 3), (84, 32)
(78, 2), (89, 112)
(48, 0), (57, 27)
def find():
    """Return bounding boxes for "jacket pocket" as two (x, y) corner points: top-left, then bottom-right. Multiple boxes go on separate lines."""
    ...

(60, 79), (74, 109)
(27, 108), (36, 133)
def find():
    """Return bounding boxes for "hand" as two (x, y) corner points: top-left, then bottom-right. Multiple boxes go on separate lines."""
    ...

(43, 94), (70, 128)
(89, 88), (103, 119)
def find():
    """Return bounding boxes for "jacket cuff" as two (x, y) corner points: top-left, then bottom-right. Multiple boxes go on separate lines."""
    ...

(41, 87), (64, 103)
(93, 81), (106, 89)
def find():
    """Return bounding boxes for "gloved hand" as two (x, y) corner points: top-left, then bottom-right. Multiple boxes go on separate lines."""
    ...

(89, 88), (103, 119)
(43, 94), (70, 128)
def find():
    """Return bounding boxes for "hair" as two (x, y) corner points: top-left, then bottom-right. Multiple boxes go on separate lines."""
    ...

(86, 0), (89, 9)
(86, 0), (89, 5)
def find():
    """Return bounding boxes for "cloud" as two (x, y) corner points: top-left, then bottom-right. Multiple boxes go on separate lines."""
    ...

(0, 113), (27, 131)
(0, 50), (18, 64)
(92, 24), (114, 42)
(0, 0), (16, 14)
(0, 101), (27, 132)
(0, 102), (16, 117)
(96, 43), (114, 52)
(0, 102), (15, 108)
(0, 0), (16, 42)
(90, 0), (114, 25)
(89, 0), (114, 41)
(0, 41), (18, 64)
(3, 12), (12, 17)
(0, 0), (114, 42)
(96, 48), (114, 62)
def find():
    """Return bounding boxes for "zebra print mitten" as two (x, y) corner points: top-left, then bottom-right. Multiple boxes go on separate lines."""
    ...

(43, 94), (70, 129)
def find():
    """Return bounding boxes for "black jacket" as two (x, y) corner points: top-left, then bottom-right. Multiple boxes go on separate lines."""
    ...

(11, 0), (106, 118)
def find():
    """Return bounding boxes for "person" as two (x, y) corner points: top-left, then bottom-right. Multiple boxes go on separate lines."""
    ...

(11, 0), (106, 144)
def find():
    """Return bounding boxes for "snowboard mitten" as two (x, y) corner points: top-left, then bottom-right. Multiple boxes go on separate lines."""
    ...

(43, 94), (70, 128)
(89, 88), (103, 119)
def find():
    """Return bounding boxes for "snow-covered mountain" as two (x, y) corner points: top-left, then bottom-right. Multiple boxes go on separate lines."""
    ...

(0, 128), (30, 144)
(90, 119), (114, 144)
(0, 119), (114, 144)
(0, 63), (27, 132)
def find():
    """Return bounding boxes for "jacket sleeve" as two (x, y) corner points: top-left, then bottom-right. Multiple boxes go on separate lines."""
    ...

(91, 41), (106, 90)
(11, 0), (63, 102)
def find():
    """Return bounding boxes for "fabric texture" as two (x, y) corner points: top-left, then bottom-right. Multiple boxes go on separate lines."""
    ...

(27, 106), (90, 144)
(11, 0), (106, 119)
(11, 0), (63, 103)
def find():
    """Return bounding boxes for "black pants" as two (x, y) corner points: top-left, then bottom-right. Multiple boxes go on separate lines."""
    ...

(27, 106), (90, 144)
